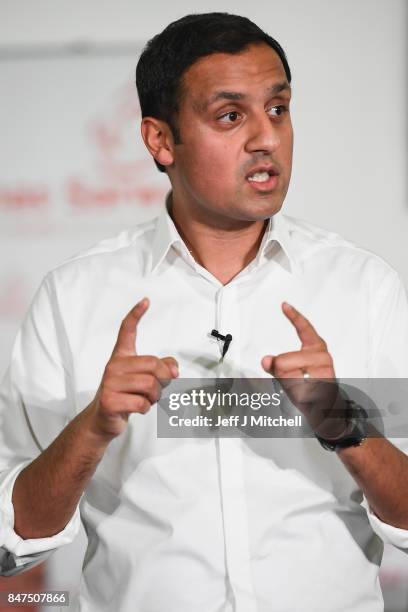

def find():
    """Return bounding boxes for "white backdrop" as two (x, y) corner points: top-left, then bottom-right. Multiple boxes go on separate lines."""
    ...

(0, 49), (170, 378)
(0, 0), (407, 610)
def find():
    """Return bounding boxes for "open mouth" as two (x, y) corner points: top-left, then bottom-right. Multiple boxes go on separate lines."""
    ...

(246, 168), (279, 190)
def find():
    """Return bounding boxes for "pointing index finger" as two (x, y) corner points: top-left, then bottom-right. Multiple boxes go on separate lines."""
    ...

(282, 302), (325, 349)
(112, 297), (149, 357)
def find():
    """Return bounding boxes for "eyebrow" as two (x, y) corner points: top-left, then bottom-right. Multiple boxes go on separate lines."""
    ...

(202, 81), (291, 109)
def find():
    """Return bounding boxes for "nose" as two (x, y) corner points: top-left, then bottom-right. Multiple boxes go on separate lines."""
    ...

(244, 112), (281, 155)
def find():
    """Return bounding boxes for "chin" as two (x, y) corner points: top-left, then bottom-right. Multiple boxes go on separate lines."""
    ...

(241, 199), (284, 221)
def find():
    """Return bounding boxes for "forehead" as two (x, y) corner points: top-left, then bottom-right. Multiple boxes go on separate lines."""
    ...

(181, 43), (288, 103)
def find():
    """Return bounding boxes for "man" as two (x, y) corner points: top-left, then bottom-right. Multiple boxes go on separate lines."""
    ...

(1, 12), (408, 612)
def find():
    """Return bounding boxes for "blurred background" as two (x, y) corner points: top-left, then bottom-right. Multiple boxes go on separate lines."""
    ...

(0, 0), (407, 610)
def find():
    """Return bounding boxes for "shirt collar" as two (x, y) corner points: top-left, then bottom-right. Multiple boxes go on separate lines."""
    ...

(257, 211), (300, 274)
(150, 192), (299, 275)
(150, 193), (189, 272)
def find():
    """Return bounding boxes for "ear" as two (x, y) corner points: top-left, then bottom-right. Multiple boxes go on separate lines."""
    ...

(140, 117), (174, 168)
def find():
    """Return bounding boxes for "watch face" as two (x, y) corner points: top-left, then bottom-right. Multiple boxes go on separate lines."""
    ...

(316, 415), (367, 451)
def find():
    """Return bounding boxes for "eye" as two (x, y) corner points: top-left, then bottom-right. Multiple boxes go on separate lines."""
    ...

(218, 111), (241, 123)
(268, 105), (288, 117)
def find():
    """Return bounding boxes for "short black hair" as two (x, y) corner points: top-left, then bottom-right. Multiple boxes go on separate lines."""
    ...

(136, 12), (292, 173)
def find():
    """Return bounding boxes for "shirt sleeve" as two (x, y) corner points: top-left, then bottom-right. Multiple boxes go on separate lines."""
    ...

(0, 273), (81, 576)
(368, 265), (408, 379)
(362, 265), (408, 550)
(361, 496), (408, 551)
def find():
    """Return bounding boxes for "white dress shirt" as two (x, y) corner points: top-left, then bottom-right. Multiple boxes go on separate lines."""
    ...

(1, 197), (408, 612)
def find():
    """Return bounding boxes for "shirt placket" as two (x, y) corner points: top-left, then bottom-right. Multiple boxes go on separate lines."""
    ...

(214, 284), (258, 612)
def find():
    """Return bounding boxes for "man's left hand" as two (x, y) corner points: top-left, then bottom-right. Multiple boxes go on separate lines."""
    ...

(261, 302), (347, 438)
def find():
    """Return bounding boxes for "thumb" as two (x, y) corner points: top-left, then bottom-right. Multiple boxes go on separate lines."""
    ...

(112, 297), (149, 357)
(261, 355), (275, 375)
(161, 356), (179, 379)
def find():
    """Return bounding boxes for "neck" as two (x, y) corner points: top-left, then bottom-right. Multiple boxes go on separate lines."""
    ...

(168, 194), (268, 285)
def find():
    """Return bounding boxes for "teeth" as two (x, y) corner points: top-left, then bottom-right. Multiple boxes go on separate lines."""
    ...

(248, 171), (270, 182)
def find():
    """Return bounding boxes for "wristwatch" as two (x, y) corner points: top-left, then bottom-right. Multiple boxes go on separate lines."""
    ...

(315, 400), (368, 452)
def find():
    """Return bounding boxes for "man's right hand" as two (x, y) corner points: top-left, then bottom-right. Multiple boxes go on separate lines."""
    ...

(87, 297), (179, 441)
(12, 297), (177, 539)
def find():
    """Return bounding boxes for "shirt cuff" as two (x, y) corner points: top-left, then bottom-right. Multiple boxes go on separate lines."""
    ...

(0, 462), (81, 559)
(361, 496), (408, 549)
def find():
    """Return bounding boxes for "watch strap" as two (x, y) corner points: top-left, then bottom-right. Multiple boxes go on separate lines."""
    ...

(315, 400), (368, 452)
